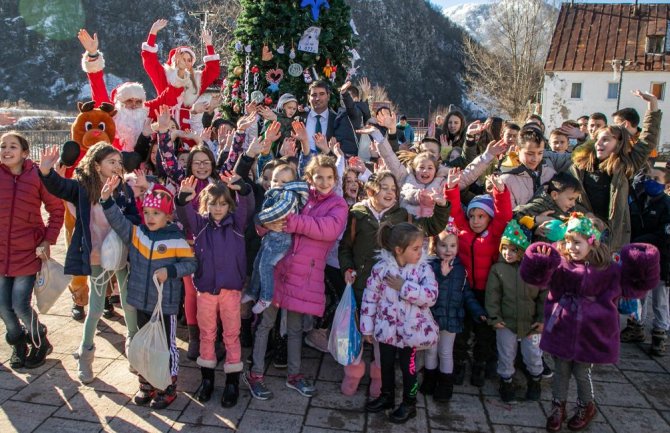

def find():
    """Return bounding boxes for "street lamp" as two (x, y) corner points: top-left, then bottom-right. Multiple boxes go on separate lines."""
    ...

(610, 59), (632, 111)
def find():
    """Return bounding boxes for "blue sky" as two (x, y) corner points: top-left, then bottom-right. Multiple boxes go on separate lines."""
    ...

(431, 0), (670, 8)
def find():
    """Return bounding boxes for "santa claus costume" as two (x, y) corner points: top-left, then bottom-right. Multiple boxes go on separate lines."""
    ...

(141, 34), (220, 131)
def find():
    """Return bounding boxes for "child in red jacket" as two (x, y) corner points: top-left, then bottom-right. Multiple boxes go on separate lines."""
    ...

(444, 168), (512, 387)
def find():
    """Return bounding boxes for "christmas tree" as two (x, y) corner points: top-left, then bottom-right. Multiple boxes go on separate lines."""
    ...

(221, 0), (357, 119)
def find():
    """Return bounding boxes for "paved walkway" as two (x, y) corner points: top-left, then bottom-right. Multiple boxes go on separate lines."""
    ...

(1, 227), (669, 432)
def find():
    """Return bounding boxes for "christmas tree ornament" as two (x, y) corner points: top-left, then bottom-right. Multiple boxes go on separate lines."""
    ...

(288, 63), (303, 77)
(277, 44), (285, 55)
(303, 68), (313, 84)
(264, 96), (273, 106)
(289, 47), (296, 60)
(243, 54), (251, 105)
(233, 66), (243, 77)
(262, 44), (273, 61)
(250, 65), (260, 90)
(349, 19), (359, 36)
(329, 65), (337, 83)
(244, 44), (252, 53)
(250, 90), (264, 104)
(298, 27), (321, 54)
(234, 41), (243, 52)
(346, 65), (359, 80)
(266, 68), (284, 93)
(322, 59), (334, 77)
(300, 0), (330, 21)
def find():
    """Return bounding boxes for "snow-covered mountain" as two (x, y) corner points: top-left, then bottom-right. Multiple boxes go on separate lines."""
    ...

(442, 2), (494, 43)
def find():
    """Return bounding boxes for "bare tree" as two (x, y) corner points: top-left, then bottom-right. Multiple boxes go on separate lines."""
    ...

(464, 0), (557, 120)
(358, 77), (399, 114)
(188, 0), (241, 65)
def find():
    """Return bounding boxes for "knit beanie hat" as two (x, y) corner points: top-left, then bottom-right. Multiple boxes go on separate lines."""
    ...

(467, 194), (495, 218)
(500, 220), (530, 251)
(277, 93), (298, 111)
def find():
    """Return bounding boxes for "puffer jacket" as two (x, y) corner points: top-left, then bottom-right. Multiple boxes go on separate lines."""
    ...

(272, 187), (348, 317)
(360, 249), (439, 349)
(444, 185), (512, 290)
(430, 257), (486, 333)
(0, 160), (64, 276)
(485, 258), (547, 336)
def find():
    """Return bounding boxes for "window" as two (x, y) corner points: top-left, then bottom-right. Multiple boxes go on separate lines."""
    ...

(607, 82), (618, 100)
(570, 82), (582, 99)
(646, 36), (665, 54)
(651, 82), (666, 101)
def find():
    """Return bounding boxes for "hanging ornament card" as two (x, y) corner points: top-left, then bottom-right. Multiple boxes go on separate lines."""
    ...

(298, 27), (321, 54)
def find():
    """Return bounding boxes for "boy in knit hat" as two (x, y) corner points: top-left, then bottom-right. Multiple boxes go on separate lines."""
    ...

(100, 179), (198, 409)
(485, 220), (547, 403)
(444, 170), (512, 386)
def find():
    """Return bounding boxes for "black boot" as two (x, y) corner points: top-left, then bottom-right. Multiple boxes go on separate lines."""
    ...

(103, 296), (115, 319)
(525, 374), (542, 401)
(71, 304), (85, 321)
(195, 367), (215, 402)
(433, 373), (454, 402)
(471, 362), (486, 387)
(366, 392), (395, 413)
(186, 325), (200, 361)
(499, 377), (515, 402)
(389, 399), (417, 424)
(453, 360), (467, 386)
(221, 372), (240, 408)
(7, 332), (28, 369)
(240, 317), (253, 348)
(25, 325), (53, 369)
(419, 368), (438, 395)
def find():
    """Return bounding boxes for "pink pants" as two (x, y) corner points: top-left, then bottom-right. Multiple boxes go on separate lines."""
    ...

(184, 275), (198, 326)
(196, 289), (242, 373)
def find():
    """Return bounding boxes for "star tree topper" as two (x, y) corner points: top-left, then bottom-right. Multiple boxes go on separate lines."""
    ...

(300, 0), (330, 21)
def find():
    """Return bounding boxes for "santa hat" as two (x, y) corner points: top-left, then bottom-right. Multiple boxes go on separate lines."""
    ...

(142, 184), (174, 215)
(167, 46), (197, 66)
(112, 82), (146, 103)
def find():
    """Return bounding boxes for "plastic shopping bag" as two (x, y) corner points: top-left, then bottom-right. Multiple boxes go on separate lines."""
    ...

(128, 276), (172, 390)
(101, 230), (128, 271)
(328, 283), (362, 366)
(618, 297), (642, 321)
(33, 258), (70, 314)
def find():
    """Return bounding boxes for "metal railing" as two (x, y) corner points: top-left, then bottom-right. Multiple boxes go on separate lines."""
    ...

(18, 130), (71, 161)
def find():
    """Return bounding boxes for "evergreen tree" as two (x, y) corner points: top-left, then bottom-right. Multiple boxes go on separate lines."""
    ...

(221, 0), (356, 119)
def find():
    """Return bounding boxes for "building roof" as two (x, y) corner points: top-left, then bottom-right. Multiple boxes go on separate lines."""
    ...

(545, 3), (670, 73)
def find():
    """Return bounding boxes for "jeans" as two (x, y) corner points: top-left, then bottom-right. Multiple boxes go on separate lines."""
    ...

(0, 275), (39, 342)
(197, 290), (241, 370)
(379, 342), (418, 402)
(82, 265), (136, 349)
(248, 231), (292, 302)
(552, 356), (594, 404)
(640, 282), (670, 331)
(496, 328), (543, 379)
(252, 304), (303, 376)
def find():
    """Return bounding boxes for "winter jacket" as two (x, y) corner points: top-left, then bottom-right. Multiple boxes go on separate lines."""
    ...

(445, 185), (512, 291)
(338, 200), (450, 303)
(235, 154), (266, 276)
(0, 160), (64, 276)
(40, 169), (139, 276)
(500, 151), (573, 208)
(513, 189), (588, 243)
(272, 188), (348, 317)
(360, 249), (439, 349)
(332, 92), (371, 156)
(430, 257), (486, 333)
(102, 198), (197, 315)
(485, 259), (547, 336)
(256, 181), (310, 225)
(521, 242), (660, 364)
(176, 189), (254, 294)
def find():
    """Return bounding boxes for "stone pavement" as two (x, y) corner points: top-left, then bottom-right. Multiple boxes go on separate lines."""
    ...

(1, 227), (670, 432)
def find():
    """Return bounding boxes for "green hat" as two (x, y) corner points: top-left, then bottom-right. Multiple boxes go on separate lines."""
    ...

(500, 220), (530, 251)
(566, 213), (601, 243)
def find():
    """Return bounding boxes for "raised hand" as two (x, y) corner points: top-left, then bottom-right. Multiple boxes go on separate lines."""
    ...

(77, 29), (98, 54)
(314, 133), (328, 153)
(264, 121), (282, 143)
(133, 169), (149, 190)
(142, 118), (154, 137)
(466, 120), (485, 136)
(439, 134), (449, 148)
(207, 94), (222, 111)
(155, 104), (171, 132)
(488, 173), (505, 192)
(199, 126), (213, 143)
(257, 105), (277, 122)
(329, 138), (343, 158)
(279, 137), (297, 157)
(202, 28), (213, 46)
(101, 175), (121, 201)
(39, 145), (60, 175)
(440, 258), (453, 276)
(150, 19), (168, 35)
(534, 244), (552, 256)
(445, 167), (462, 189)
(355, 125), (377, 135)
(0, 113), (17, 126)
(349, 156), (366, 174)
(179, 176), (198, 202)
(220, 170), (242, 190)
(486, 139), (507, 157)
(245, 137), (263, 158)
(236, 112), (256, 132)
(632, 89), (659, 111)
(429, 187), (446, 206)
(340, 80), (352, 93)
(557, 124), (585, 140)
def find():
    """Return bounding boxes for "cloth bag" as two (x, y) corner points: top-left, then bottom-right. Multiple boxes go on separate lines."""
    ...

(618, 297), (642, 321)
(101, 229), (128, 271)
(328, 283), (362, 366)
(33, 258), (70, 314)
(128, 275), (172, 390)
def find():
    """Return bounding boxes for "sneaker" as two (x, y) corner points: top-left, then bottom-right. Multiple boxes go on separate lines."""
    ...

(134, 383), (156, 405)
(304, 328), (330, 353)
(243, 371), (273, 400)
(286, 374), (316, 398)
(71, 304), (86, 321)
(150, 384), (177, 409)
(541, 358), (554, 379)
(241, 293), (255, 305)
(252, 299), (272, 315)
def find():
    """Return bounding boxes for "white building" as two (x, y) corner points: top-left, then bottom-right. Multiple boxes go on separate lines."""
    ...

(542, 2), (670, 151)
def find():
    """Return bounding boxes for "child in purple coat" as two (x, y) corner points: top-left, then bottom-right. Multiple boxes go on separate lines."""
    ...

(520, 214), (660, 432)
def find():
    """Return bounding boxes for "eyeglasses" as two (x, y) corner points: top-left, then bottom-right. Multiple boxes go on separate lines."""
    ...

(192, 160), (212, 167)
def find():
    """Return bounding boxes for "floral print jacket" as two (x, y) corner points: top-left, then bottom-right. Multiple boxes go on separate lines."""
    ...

(360, 249), (439, 349)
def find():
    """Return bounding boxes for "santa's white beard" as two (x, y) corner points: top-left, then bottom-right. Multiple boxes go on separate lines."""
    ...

(114, 104), (149, 152)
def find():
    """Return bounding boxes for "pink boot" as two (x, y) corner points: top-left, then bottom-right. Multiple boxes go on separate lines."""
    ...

(369, 362), (382, 398)
(341, 361), (366, 396)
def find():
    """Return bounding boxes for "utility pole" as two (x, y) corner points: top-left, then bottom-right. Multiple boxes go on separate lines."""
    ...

(189, 10), (212, 59)
(610, 59), (632, 111)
